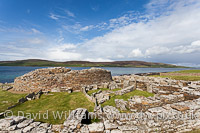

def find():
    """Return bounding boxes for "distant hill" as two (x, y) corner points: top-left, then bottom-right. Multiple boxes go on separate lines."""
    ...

(0, 59), (186, 68)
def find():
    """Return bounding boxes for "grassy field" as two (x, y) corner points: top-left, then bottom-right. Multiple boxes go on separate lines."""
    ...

(102, 90), (154, 108)
(0, 88), (26, 113)
(151, 69), (200, 81)
(11, 92), (94, 124)
(170, 69), (200, 73)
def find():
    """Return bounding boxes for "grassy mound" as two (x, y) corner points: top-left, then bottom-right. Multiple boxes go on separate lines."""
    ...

(11, 92), (94, 124)
(0, 88), (26, 112)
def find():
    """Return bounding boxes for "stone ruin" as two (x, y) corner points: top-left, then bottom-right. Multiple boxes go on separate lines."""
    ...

(3, 68), (200, 132)
(13, 67), (112, 93)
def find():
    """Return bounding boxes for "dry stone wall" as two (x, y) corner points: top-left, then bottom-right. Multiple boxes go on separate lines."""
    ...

(13, 67), (112, 93)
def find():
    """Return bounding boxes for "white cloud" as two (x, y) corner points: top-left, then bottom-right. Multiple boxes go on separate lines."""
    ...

(31, 28), (42, 34)
(80, 25), (94, 31)
(191, 40), (200, 46)
(172, 40), (200, 54)
(144, 40), (200, 57)
(145, 46), (170, 56)
(84, 58), (113, 62)
(62, 23), (82, 34)
(2, 0), (200, 66)
(72, 0), (200, 64)
(49, 13), (59, 20)
(129, 49), (143, 57)
(59, 43), (77, 49)
(65, 10), (75, 17)
(49, 13), (65, 20)
(46, 43), (81, 61)
(25, 38), (45, 44)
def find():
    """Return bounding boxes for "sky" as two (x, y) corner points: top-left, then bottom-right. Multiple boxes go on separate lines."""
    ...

(0, 0), (200, 67)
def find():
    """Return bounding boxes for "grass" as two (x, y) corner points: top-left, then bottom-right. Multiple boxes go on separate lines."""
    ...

(101, 90), (154, 107)
(11, 92), (94, 124)
(0, 88), (26, 113)
(151, 69), (200, 81)
(90, 118), (101, 123)
(87, 88), (121, 96)
(169, 69), (200, 73)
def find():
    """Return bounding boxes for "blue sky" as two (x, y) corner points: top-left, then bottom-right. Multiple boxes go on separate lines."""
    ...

(1, 0), (200, 67)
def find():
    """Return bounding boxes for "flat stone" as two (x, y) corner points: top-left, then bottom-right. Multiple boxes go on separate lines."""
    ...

(23, 125), (35, 133)
(7, 125), (17, 131)
(170, 104), (190, 111)
(13, 116), (26, 124)
(118, 125), (138, 131)
(38, 123), (50, 129)
(88, 122), (104, 133)
(110, 129), (122, 133)
(29, 122), (41, 127)
(17, 119), (33, 129)
(63, 119), (79, 132)
(0, 118), (15, 129)
(9, 129), (23, 133)
(104, 120), (118, 130)
(31, 127), (48, 133)
(148, 107), (166, 113)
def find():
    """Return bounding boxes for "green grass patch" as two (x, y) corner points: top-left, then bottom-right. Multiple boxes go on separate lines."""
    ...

(90, 118), (101, 123)
(11, 92), (94, 124)
(87, 88), (109, 96)
(87, 88), (121, 96)
(102, 90), (154, 107)
(0, 88), (26, 112)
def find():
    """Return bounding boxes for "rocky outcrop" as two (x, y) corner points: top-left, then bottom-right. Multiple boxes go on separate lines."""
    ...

(13, 67), (112, 93)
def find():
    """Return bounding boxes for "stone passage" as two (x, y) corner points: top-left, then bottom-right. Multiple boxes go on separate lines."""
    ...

(13, 67), (112, 93)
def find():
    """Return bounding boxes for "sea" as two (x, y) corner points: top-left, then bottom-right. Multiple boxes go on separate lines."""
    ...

(0, 66), (197, 83)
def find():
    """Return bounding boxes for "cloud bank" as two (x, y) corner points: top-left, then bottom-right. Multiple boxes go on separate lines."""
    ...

(1, 0), (200, 67)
